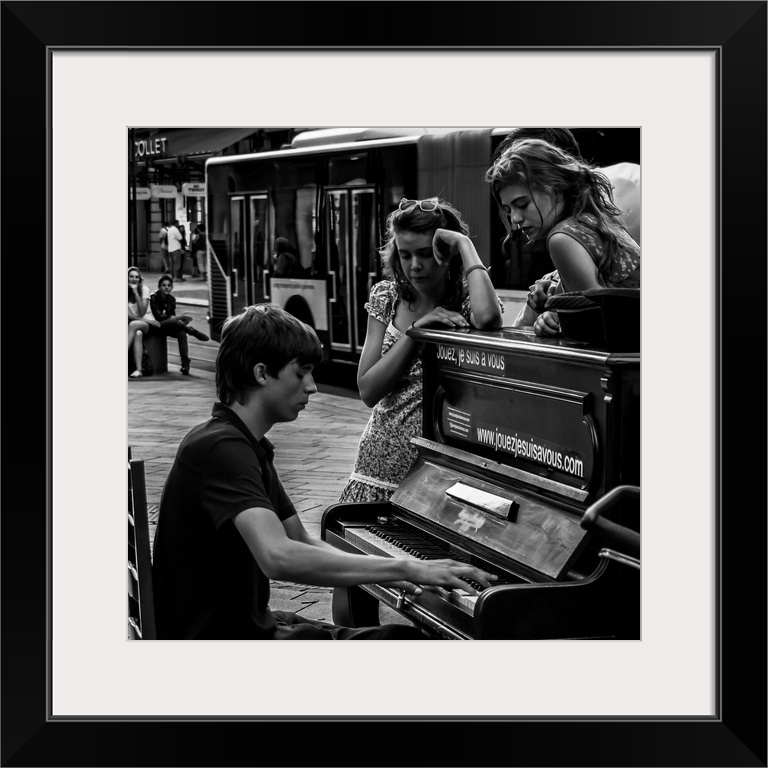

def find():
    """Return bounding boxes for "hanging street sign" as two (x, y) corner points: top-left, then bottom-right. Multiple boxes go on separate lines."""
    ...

(182, 182), (206, 198)
(150, 184), (178, 199)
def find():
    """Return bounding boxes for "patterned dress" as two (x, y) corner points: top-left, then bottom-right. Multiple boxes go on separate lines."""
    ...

(547, 213), (640, 289)
(338, 280), (473, 504)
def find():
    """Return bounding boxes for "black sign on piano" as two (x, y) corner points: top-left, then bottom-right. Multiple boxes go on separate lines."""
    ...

(322, 326), (640, 640)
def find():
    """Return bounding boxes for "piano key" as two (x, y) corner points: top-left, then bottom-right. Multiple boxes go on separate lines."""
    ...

(344, 526), (482, 614)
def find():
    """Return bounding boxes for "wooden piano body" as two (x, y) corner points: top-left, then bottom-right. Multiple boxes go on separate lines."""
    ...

(322, 327), (640, 640)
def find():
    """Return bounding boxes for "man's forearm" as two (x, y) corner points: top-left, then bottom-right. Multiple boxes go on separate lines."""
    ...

(268, 539), (414, 587)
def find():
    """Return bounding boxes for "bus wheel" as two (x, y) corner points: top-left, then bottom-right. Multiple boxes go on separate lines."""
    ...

(284, 296), (315, 328)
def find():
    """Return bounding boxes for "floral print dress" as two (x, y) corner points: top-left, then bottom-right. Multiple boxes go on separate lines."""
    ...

(338, 280), (473, 504)
(547, 213), (640, 289)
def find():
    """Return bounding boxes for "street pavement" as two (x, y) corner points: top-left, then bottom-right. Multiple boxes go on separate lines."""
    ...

(129, 271), (407, 625)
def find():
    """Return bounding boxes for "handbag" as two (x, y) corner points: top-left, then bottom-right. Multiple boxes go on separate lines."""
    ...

(545, 288), (639, 351)
(141, 348), (154, 376)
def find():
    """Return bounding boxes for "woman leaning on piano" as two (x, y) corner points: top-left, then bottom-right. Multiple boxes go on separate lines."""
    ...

(338, 197), (504, 504)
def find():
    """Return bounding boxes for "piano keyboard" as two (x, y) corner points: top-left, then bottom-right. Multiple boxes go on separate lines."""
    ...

(343, 521), (517, 614)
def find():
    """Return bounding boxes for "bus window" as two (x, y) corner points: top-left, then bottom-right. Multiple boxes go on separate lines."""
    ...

(489, 205), (554, 291)
(295, 185), (317, 273)
(229, 197), (247, 315)
(378, 145), (416, 213)
(249, 195), (269, 290)
(326, 190), (350, 349)
(329, 154), (369, 186)
(352, 189), (377, 350)
(325, 186), (378, 355)
(269, 158), (317, 269)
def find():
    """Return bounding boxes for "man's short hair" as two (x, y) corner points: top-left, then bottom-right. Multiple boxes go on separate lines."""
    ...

(216, 304), (323, 405)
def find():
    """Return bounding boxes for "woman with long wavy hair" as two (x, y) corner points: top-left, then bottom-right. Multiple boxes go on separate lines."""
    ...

(485, 138), (640, 336)
(338, 197), (503, 503)
(127, 266), (160, 378)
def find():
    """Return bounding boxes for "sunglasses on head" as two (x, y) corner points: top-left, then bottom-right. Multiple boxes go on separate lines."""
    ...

(398, 197), (440, 213)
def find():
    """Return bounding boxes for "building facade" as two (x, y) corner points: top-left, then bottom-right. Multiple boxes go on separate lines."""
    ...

(129, 127), (308, 272)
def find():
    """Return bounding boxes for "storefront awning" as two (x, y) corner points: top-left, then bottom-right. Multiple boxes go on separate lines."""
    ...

(165, 127), (258, 158)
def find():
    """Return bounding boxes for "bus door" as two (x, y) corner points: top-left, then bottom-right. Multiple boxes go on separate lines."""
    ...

(228, 196), (248, 316)
(325, 187), (377, 357)
(248, 194), (270, 303)
(230, 194), (271, 311)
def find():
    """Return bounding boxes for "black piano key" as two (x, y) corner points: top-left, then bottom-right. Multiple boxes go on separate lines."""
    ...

(357, 521), (521, 589)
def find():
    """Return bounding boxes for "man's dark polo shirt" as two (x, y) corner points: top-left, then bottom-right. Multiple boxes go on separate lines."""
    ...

(152, 403), (296, 639)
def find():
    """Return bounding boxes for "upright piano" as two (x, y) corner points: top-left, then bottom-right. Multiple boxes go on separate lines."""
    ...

(322, 326), (640, 640)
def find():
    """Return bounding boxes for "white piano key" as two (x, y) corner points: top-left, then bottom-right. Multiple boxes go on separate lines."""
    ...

(344, 527), (481, 614)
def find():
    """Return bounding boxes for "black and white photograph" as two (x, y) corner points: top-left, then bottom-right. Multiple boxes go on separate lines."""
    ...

(127, 125), (642, 643)
(4, 1), (766, 765)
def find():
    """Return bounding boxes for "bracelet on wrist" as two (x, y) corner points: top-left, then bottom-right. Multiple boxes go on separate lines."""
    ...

(464, 264), (488, 277)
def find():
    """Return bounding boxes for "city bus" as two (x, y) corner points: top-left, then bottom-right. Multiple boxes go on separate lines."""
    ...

(204, 127), (639, 366)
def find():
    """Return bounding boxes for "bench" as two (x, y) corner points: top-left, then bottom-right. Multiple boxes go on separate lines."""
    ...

(128, 333), (168, 375)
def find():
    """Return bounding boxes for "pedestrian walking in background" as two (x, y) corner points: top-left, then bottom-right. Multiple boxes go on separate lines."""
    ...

(176, 222), (188, 282)
(338, 197), (504, 504)
(159, 221), (171, 273)
(190, 222), (207, 279)
(167, 220), (184, 282)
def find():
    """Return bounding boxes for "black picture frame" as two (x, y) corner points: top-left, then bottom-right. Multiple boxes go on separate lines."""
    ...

(3, 1), (765, 766)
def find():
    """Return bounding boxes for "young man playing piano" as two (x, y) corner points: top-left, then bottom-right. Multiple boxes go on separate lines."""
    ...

(152, 303), (497, 640)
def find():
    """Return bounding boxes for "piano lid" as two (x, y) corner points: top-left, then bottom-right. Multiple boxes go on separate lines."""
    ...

(409, 325), (639, 366)
(390, 439), (591, 580)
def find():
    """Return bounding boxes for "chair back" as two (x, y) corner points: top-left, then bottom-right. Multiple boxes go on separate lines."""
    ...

(128, 449), (157, 639)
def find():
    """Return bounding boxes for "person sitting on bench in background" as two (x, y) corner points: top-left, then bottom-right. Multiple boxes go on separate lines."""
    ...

(151, 303), (497, 639)
(128, 266), (160, 379)
(149, 274), (209, 376)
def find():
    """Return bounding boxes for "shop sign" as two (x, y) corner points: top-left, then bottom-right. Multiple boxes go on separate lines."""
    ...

(182, 182), (206, 198)
(130, 187), (151, 201)
(150, 184), (178, 199)
(134, 137), (168, 158)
